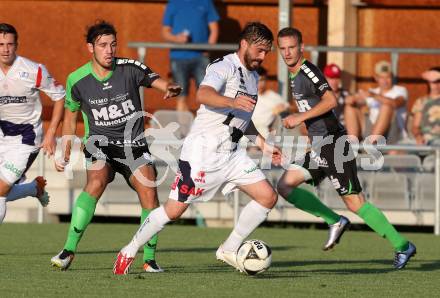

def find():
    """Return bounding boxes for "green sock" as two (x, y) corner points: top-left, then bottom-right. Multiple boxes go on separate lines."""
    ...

(63, 192), (97, 252)
(357, 202), (408, 251)
(141, 208), (159, 262)
(286, 188), (340, 225)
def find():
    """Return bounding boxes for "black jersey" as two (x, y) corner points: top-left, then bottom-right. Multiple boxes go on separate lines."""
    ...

(65, 58), (160, 145)
(289, 60), (346, 137)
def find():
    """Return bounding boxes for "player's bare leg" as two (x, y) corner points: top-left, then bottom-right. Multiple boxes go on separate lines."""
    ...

(5, 176), (49, 207)
(130, 164), (163, 272)
(344, 104), (364, 141)
(370, 104), (394, 142)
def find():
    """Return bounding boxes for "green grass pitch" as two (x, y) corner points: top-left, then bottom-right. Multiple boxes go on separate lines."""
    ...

(1, 223), (439, 297)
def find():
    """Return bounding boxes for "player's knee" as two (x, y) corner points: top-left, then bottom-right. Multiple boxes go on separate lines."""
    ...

(342, 194), (364, 213)
(269, 191), (278, 207)
(85, 178), (107, 194)
(276, 180), (290, 198)
(277, 176), (300, 198)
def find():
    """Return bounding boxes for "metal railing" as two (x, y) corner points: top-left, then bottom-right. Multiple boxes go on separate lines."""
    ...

(127, 42), (440, 101)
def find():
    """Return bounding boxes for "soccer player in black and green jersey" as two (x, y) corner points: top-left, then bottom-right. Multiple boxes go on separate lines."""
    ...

(276, 27), (416, 269)
(50, 21), (181, 272)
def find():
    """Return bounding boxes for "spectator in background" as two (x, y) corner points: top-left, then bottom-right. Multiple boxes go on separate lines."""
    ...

(252, 67), (289, 138)
(322, 63), (352, 126)
(162, 0), (219, 111)
(344, 60), (408, 144)
(412, 67), (440, 145)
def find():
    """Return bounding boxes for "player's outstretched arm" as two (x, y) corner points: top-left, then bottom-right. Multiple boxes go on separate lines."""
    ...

(245, 121), (283, 166)
(151, 78), (182, 99)
(41, 99), (65, 157)
(197, 85), (256, 112)
(54, 109), (78, 172)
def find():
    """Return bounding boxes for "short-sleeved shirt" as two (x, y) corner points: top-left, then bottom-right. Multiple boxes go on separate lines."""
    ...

(0, 56), (65, 146)
(65, 58), (159, 144)
(412, 95), (440, 144)
(289, 59), (345, 138)
(163, 0), (219, 60)
(366, 85), (408, 131)
(180, 52), (258, 170)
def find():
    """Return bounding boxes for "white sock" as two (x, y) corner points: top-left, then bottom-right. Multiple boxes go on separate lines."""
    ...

(6, 181), (37, 202)
(0, 197), (7, 223)
(222, 200), (271, 252)
(121, 206), (170, 257)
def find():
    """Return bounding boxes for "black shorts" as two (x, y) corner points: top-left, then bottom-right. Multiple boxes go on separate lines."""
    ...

(292, 134), (362, 196)
(83, 140), (156, 189)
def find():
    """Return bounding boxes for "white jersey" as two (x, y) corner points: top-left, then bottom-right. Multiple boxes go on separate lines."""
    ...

(366, 85), (408, 133)
(0, 56), (65, 146)
(180, 53), (259, 170)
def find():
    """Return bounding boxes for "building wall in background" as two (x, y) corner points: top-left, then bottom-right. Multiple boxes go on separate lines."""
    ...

(358, 7), (440, 108)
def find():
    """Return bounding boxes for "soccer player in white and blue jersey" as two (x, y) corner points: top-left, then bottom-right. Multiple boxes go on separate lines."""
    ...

(114, 22), (283, 275)
(0, 23), (65, 223)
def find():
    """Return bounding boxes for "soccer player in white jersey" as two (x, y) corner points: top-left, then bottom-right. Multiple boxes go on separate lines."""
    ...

(0, 23), (65, 223)
(113, 22), (282, 274)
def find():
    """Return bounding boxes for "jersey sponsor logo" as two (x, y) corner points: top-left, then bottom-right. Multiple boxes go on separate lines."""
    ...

(194, 171), (206, 183)
(177, 184), (205, 196)
(89, 98), (109, 105)
(171, 172), (205, 196)
(301, 64), (320, 84)
(0, 96), (27, 104)
(116, 58), (150, 71)
(296, 99), (312, 112)
(235, 90), (257, 101)
(91, 99), (136, 121)
(19, 71), (29, 79)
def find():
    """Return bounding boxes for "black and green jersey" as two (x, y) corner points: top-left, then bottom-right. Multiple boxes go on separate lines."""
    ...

(65, 58), (160, 144)
(289, 59), (345, 137)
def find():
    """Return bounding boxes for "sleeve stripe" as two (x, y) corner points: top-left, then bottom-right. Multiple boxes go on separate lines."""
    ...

(35, 65), (42, 88)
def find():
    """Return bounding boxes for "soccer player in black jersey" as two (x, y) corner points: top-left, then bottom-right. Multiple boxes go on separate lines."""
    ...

(50, 21), (181, 272)
(276, 27), (415, 269)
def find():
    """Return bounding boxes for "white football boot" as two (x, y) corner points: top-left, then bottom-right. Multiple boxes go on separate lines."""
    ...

(216, 244), (242, 272)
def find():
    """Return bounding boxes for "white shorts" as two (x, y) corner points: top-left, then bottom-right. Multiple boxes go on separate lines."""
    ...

(169, 149), (266, 204)
(0, 140), (39, 185)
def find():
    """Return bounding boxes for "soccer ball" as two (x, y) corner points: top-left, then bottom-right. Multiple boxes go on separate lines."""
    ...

(236, 239), (272, 275)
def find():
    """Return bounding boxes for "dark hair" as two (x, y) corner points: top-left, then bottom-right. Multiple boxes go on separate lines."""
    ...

(277, 27), (303, 44)
(86, 20), (117, 44)
(0, 23), (18, 43)
(257, 66), (268, 77)
(239, 22), (273, 48)
(429, 66), (440, 72)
